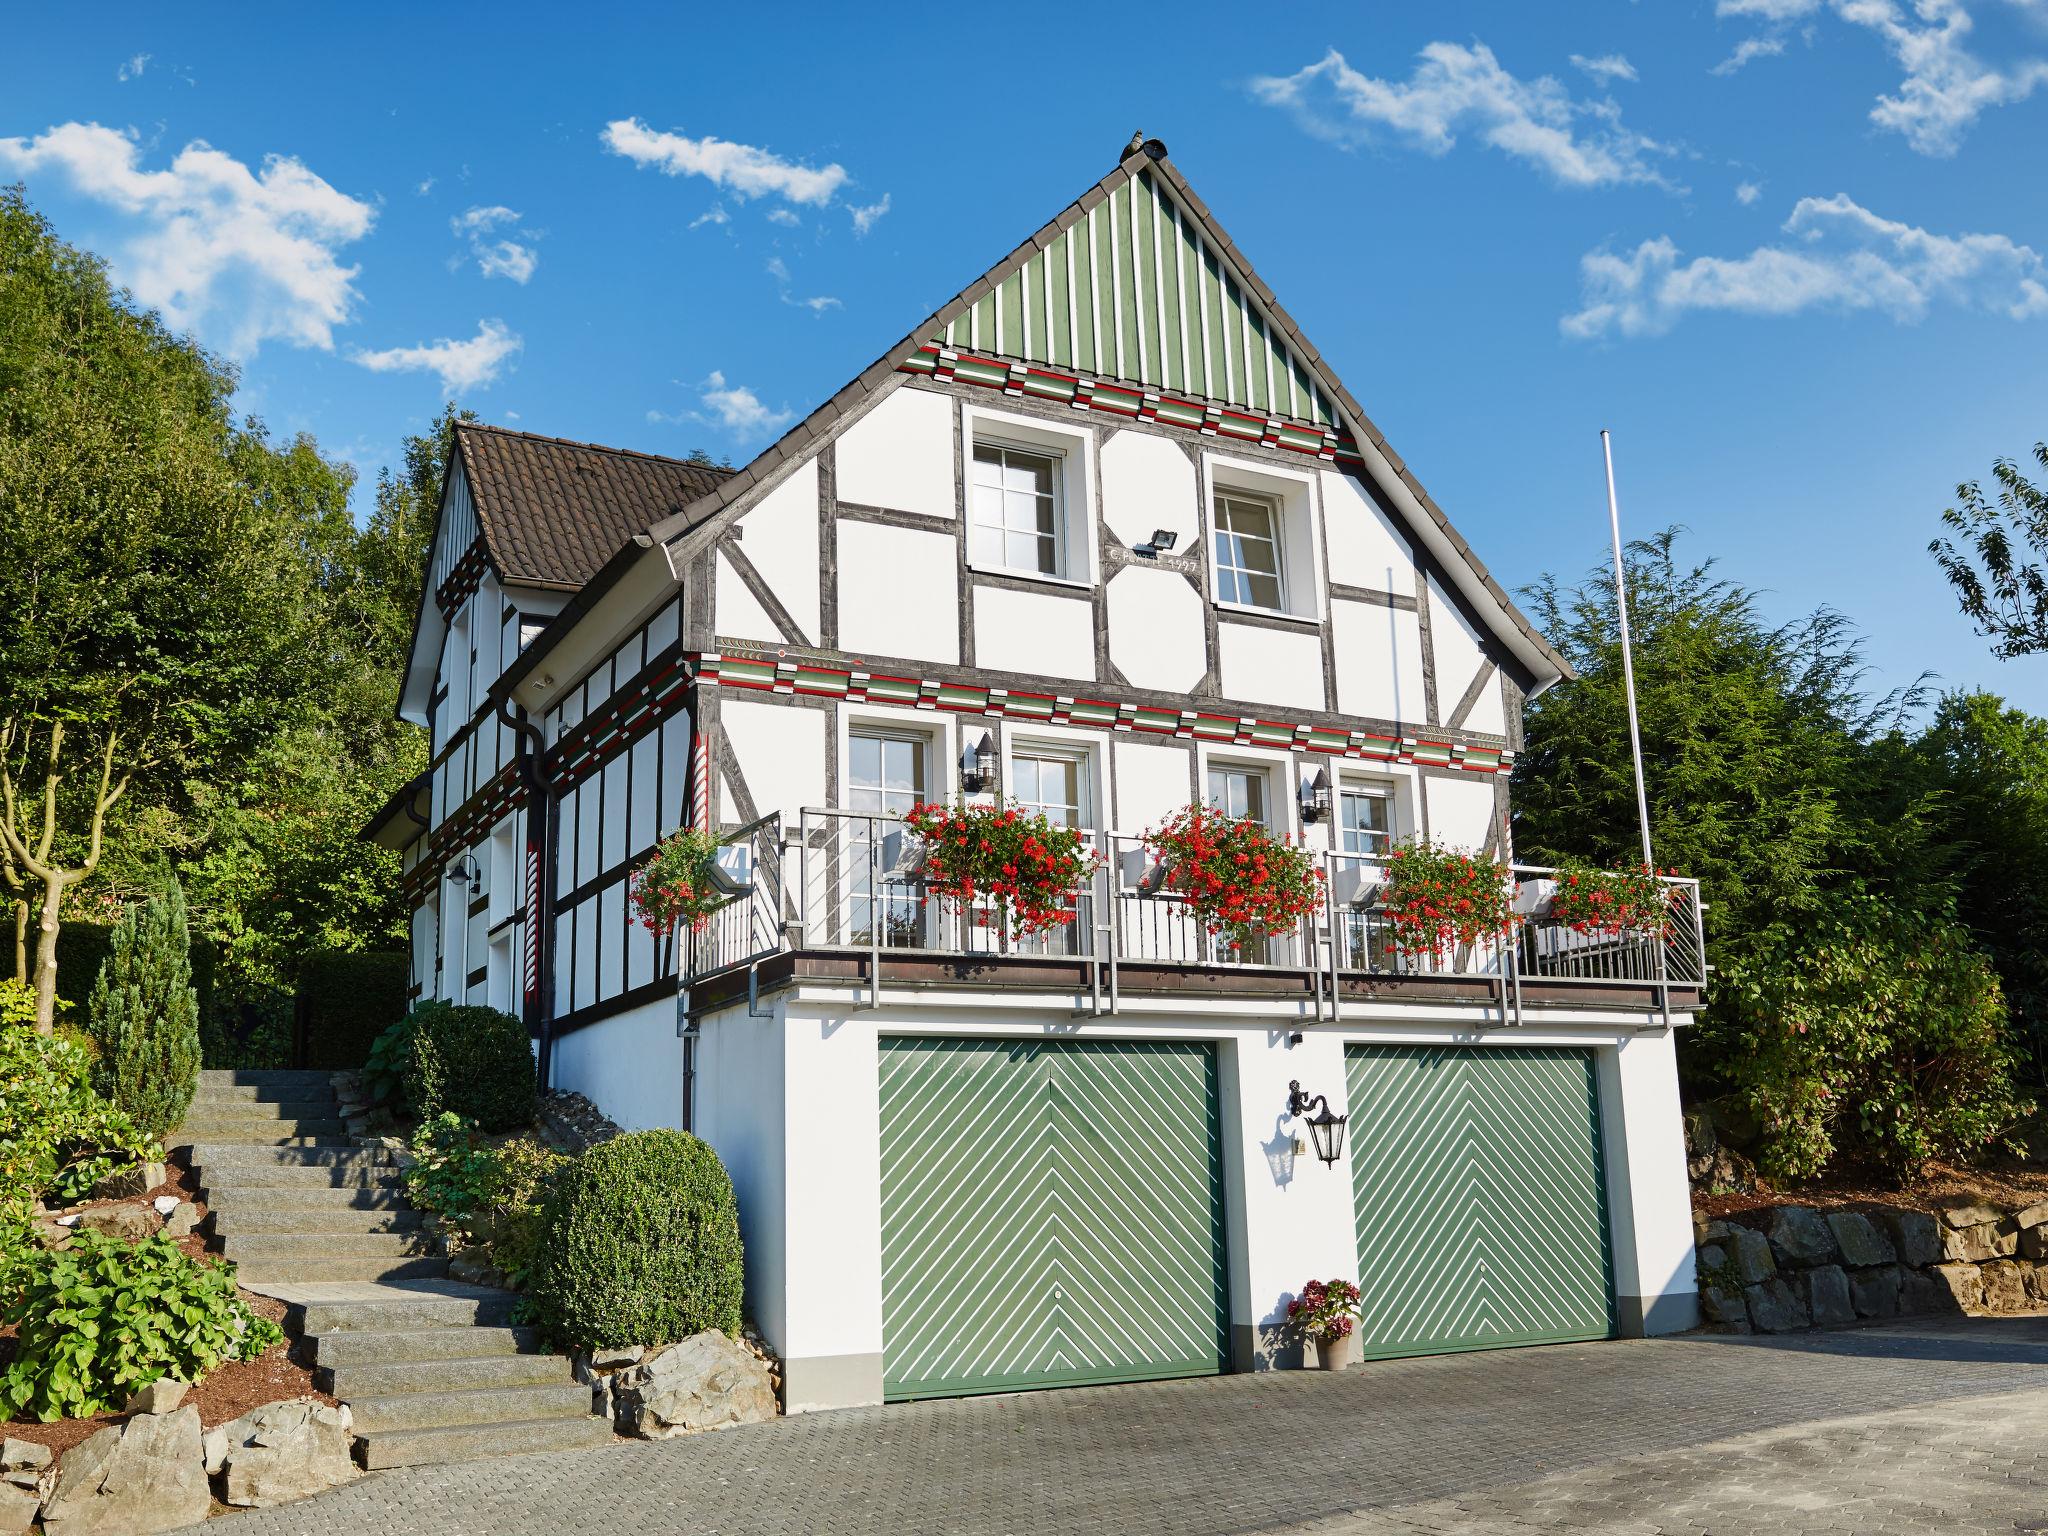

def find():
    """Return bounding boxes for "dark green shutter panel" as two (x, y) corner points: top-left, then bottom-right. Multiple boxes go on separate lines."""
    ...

(879, 1038), (1229, 1400)
(1346, 1045), (1613, 1359)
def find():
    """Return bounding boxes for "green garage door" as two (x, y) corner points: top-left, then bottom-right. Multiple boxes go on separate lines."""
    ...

(1346, 1044), (1614, 1360)
(878, 1037), (1229, 1401)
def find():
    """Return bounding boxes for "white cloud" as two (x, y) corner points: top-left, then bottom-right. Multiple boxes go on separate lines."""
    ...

(1736, 179), (1764, 203)
(416, 176), (436, 196)
(689, 203), (729, 229)
(351, 318), (523, 393)
(1713, 0), (2048, 152)
(117, 53), (150, 82)
(849, 193), (891, 235)
(765, 207), (800, 227)
(694, 370), (793, 438)
(764, 255), (838, 315)
(1249, 44), (1681, 189)
(1710, 34), (1790, 72)
(452, 204), (538, 283)
(0, 121), (373, 357)
(601, 118), (846, 205)
(1562, 193), (2048, 338)
(1570, 53), (1639, 82)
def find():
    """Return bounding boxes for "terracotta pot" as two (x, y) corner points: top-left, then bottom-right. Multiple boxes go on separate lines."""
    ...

(1314, 1330), (1355, 1371)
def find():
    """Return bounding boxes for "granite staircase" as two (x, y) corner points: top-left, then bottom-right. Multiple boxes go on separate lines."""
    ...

(180, 1069), (612, 1469)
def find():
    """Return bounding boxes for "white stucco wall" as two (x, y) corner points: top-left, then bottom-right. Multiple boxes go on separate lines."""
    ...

(735, 458), (822, 643)
(1428, 577), (1504, 736)
(1106, 566), (1207, 695)
(714, 551), (783, 645)
(1216, 621), (1326, 713)
(1331, 600), (1426, 725)
(692, 1005), (789, 1351)
(1320, 469), (1415, 594)
(1596, 1028), (1700, 1335)
(720, 696), (828, 825)
(835, 520), (959, 664)
(550, 999), (683, 1133)
(1424, 775), (1498, 852)
(835, 387), (955, 520)
(973, 584), (1095, 681)
(1100, 427), (1199, 551)
(1113, 739), (1195, 830)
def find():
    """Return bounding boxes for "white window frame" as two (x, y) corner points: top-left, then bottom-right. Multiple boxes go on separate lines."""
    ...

(1211, 489), (1288, 612)
(1195, 744), (1295, 837)
(1001, 725), (1105, 838)
(962, 402), (1099, 588)
(1203, 451), (1325, 624)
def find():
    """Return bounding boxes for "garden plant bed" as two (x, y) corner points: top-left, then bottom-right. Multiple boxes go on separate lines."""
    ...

(1694, 1158), (2048, 1224)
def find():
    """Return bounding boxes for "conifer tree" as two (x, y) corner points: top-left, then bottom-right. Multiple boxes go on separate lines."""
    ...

(88, 881), (201, 1137)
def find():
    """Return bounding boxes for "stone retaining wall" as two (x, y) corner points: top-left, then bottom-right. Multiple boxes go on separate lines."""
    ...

(1695, 1198), (2048, 1333)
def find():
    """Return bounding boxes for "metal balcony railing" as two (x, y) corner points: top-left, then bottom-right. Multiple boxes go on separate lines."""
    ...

(680, 808), (1708, 1025)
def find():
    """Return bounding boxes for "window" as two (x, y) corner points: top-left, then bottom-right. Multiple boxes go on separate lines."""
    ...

(971, 441), (1063, 576)
(1338, 786), (1392, 857)
(849, 730), (928, 945)
(1207, 765), (1268, 825)
(1212, 492), (1285, 610)
(1011, 751), (1087, 829)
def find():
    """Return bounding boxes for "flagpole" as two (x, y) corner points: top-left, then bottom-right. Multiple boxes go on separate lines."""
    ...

(1601, 430), (1656, 871)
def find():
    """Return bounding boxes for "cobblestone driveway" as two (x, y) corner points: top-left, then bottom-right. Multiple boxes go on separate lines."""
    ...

(203, 1316), (2048, 1536)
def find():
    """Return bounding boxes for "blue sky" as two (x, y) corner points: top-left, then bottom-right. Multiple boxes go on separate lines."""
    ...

(6, 2), (2046, 712)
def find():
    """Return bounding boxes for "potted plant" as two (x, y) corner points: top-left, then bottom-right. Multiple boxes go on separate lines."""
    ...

(1287, 1277), (1362, 1370)
(1546, 860), (1683, 939)
(1380, 841), (1517, 960)
(1144, 804), (1326, 952)
(903, 800), (1096, 940)
(629, 827), (730, 938)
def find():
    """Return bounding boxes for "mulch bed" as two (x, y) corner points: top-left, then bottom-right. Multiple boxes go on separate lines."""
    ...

(1695, 1156), (2048, 1224)
(2, 1153), (334, 1460)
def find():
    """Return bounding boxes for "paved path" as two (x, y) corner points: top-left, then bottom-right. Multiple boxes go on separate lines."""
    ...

(201, 1315), (2048, 1535)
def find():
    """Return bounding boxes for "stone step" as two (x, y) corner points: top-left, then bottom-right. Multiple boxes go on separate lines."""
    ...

(199, 1165), (403, 1191)
(320, 1352), (572, 1399)
(180, 1096), (338, 1120)
(198, 1069), (336, 1088)
(280, 1281), (523, 1335)
(355, 1413), (614, 1470)
(314, 1326), (541, 1366)
(198, 1184), (410, 1212)
(344, 1381), (595, 1436)
(233, 1255), (451, 1285)
(225, 1231), (434, 1264)
(211, 1206), (427, 1236)
(176, 1117), (351, 1142)
(190, 1144), (388, 1170)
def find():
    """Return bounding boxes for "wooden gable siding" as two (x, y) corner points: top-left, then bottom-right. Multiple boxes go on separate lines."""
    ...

(938, 168), (1330, 429)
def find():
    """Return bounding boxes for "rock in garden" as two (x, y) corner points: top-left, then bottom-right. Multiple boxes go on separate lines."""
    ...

(214, 1398), (357, 1508)
(151, 1195), (180, 1217)
(1765, 1206), (1838, 1267)
(32, 1219), (70, 1251)
(1730, 1226), (1777, 1286)
(160, 1202), (200, 1238)
(1743, 1277), (1811, 1333)
(2014, 1200), (2048, 1230)
(1683, 1106), (1717, 1159)
(0, 1483), (39, 1536)
(613, 1330), (777, 1438)
(1848, 1265), (1902, 1320)
(40, 1405), (209, 1536)
(75, 1204), (154, 1241)
(1943, 1220), (2015, 1264)
(123, 1378), (187, 1415)
(589, 1345), (644, 1369)
(90, 1162), (167, 1202)
(1980, 1260), (2031, 1312)
(0, 1439), (51, 1488)
(1930, 1262), (1985, 1312)
(1876, 1209), (1942, 1269)
(1899, 1267), (1960, 1316)
(1942, 1203), (2005, 1229)
(1824, 1213), (1896, 1268)
(1801, 1265), (1855, 1327)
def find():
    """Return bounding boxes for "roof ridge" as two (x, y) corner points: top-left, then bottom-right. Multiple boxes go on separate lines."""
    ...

(457, 420), (735, 476)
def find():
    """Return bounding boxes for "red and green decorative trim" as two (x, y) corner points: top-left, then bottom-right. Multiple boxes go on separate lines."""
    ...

(693, 651), (1510, 775)
(900, 343), (1366, 469)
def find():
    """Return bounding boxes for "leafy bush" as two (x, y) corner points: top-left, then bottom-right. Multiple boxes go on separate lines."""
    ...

(0, 1023), (157, 1205)
(0, 1232), (282, 1421)
(404, 1004), (535, 1131)
(0, 980), (31, 1031)
(198, 973), (294, 1072)
(87, 883), (201, 1139)
(362, 1007), (426, 1109)
(531, 1130), (744, 1351)
(299, 950), (409, 1070)
(403, 1113), (564, 1288)
(1710, 898), (2031, 1180)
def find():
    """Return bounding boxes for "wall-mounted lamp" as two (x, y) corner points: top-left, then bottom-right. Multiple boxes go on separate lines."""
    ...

(961, 731), (997, 794)
(1287, 1079), (1348, 1166)
(1133, 528), (1181, 559)
(446, 854), (483, 900)
(1299, 767), (1332, 825)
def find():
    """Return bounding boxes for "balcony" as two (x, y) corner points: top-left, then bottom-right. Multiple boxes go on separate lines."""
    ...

(681, 810), (1707, 1023)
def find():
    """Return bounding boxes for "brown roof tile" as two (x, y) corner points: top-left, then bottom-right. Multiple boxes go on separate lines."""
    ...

(453, 424), (732, 591)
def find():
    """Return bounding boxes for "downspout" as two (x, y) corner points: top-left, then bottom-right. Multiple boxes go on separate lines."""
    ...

(678, 671), (702, 1133)
(497, 698), (559, 1090)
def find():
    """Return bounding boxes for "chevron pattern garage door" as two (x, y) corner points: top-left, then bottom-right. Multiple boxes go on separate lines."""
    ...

(1346, 1044), (1613, 1360)
(878, 1037), (1229, 1401)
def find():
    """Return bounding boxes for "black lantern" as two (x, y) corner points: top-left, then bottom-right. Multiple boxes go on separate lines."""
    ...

(961, 732), (997, 794)
(1299, 767), (1332, 825)
(446, 853), (482, 899)
(1288, 1079), (1348, 1166)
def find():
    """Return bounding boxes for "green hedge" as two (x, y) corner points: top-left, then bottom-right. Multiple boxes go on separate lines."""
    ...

(530, 1130), (745, 1351)
(55, 923), (215, 1032)
(404, 1003), (536, 1132)
(299, 951), (410, 1070)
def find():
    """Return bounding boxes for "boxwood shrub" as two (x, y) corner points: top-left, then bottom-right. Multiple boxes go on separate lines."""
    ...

(403, 1003), (536, 1132)
(531, 1130), (745, 1351)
